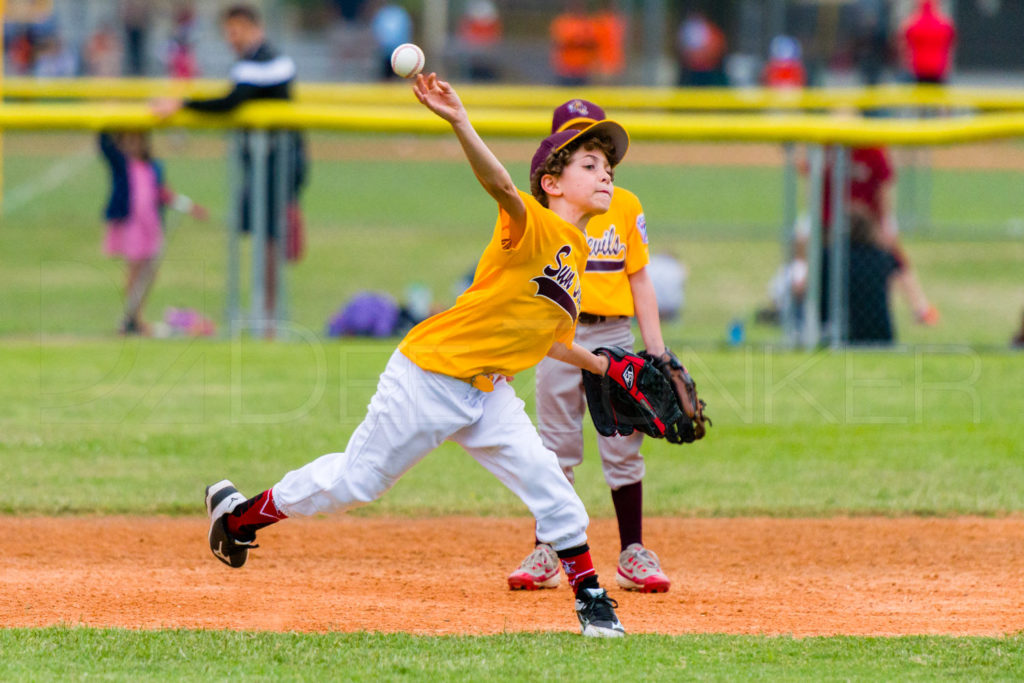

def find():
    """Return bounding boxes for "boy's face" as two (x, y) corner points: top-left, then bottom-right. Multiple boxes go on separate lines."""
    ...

(546, 145), (614, 215)
(222, 17), (264, 57)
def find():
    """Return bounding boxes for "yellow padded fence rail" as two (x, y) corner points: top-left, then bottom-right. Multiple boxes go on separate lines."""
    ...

(3, 101), (1024, 146)
(6, 77), (1024, 111)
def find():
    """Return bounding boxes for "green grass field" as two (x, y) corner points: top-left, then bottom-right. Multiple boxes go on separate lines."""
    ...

(3, 628), (1024, 681)
(2, 340), (1022, 517)
(2, 131), (1024, 679)
(3, 132), (1023, 345)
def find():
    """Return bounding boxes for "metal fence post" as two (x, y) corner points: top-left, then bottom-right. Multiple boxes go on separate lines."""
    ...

(802, 144), (825, 349)
(273, 130), (291, 332)
(249, 130), (269, 337)
(779, 142), (799, 347)
(828, 144), (849, 347)
(225, 130), (243, 337)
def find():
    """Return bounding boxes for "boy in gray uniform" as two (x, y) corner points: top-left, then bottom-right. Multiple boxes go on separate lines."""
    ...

(508, 100), (673, 593)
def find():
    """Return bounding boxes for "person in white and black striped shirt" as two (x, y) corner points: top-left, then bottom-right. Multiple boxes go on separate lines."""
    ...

(153, 4), (307, 327)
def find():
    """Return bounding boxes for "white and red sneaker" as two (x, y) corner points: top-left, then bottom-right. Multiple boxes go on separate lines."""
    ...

(507, 543), (561, 590)
(616, 543), (671, 593)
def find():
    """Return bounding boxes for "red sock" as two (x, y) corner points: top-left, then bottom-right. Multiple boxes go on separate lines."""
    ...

(226, 489), (287, 539)
(558, 548), (596, 592)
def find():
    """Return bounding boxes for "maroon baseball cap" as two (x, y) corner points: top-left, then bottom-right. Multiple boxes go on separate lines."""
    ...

(551, 99), (607, 133)
(529, 119), (629, 183)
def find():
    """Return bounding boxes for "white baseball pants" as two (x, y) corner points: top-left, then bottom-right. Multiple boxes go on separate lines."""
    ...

(535, 317), (645, 490)
(272, 349), (590, 551)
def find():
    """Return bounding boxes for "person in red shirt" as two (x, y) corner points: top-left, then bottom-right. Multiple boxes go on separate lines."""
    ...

(167, 6), (200, 80)
(457, 0), (502, 81)
(762, 35), (806, 89)
(822, 146), (939, 326)
(676, 10), (727, 87)
(900, 0), (956, 84)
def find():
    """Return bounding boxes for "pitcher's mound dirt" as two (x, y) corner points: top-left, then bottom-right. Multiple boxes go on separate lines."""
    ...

(3, 516), (1023, 636)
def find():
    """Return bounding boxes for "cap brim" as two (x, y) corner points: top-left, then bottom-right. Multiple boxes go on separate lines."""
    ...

(554, 119), (630, 167)
(555, 116), (599, 133)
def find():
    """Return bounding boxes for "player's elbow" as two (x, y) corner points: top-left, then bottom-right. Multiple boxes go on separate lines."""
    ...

(485, 175), (517, 203)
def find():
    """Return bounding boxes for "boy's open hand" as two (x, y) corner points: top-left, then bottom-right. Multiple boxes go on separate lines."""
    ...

(413, 73), (466, 125)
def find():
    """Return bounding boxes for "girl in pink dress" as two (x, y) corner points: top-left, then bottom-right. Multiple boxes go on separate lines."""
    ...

(100, 131), (207, 335)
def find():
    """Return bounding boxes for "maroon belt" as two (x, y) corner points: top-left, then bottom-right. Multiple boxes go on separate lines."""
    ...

(578, 313), (628, 325)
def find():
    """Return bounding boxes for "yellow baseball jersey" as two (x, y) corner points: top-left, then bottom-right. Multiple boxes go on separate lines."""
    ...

(580, 187), (650, 317)
(399, 190), (588, 388)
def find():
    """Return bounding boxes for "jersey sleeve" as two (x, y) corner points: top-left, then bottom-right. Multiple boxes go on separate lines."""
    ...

(621, 190), (651, 275)
(554, 324), (577, 350)
(496, 190), (539, 257)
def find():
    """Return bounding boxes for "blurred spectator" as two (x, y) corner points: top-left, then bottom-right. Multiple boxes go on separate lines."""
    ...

(592, 0), (626, 82)
(332, 0), (369, 23)
(33, 35), (78, 77)
(852, 0), (891, 86)
(151, 5), (309, 334)
(84, 24), (123, 77)
(758, 216), (809, 327)
(98, 130), (208, 336)
(845, 208), (899, 344)
(762, 35), (806, 89)
(7, 29), (37, 74)
(121, 0), (151, 76)
(550, 0), (597, 86)
(452, 263), (477, 302)
(166, 5), (200, 79)
(1012, 310), (1024, 349)
(646, 252), (687, 322)
(5, 9), (59, 75)
(457, 0), (502, 81)
(676, 10), (727, 87)
(821, 145), (939, 328)
(370, 1), (413, 80)
(900, 0), (956, 84)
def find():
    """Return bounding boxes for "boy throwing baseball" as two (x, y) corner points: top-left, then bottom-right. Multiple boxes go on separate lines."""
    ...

(205, 74), (640, 637)
(508, 99), (674, 594)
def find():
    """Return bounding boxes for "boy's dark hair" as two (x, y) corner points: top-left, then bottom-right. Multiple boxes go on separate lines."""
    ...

(530, 134), (617, 208)
(222, 4), (261, 25)
(847, 208), (880, 246)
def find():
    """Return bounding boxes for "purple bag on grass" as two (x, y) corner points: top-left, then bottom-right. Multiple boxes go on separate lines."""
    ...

(163, 307), (216, 337)
(327, 292), (401, 338)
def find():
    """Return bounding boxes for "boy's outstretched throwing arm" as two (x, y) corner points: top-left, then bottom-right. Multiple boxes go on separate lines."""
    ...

(413, 73), (527, 244)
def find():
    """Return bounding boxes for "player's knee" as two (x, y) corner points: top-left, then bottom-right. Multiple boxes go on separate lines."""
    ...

(603, 459), (645, 490)
(540, 427), (583, 455)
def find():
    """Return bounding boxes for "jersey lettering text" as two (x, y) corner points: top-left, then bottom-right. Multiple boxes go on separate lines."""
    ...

(532, 245), (581, 320)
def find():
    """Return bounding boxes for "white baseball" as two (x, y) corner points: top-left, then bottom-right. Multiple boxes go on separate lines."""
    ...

(391, 43), (425, 79)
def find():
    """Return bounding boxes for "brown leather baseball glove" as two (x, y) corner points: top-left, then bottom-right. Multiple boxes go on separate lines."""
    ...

(639, 348), (711, 444)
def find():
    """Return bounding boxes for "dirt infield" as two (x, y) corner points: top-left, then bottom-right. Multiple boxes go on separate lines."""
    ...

(3, 516), (1023, 637)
